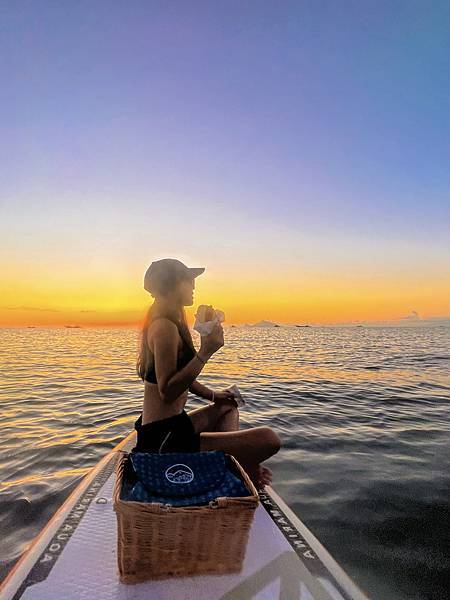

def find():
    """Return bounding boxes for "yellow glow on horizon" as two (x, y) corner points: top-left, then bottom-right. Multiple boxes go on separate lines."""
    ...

(1, 267), (449, 327)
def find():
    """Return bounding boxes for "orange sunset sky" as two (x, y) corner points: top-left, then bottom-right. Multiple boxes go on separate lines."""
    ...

(1, 4), (449, 329)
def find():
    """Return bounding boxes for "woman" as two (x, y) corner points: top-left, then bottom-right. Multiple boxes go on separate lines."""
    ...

(135, 258), (281, 490)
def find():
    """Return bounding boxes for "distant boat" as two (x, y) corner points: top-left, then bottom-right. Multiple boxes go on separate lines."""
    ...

(64, 325), (82, 328)
(273, 324), (280, 327)
(356, 325), (363, 328)
(27, 326), (36, 329)
(295, 324), (310, 328)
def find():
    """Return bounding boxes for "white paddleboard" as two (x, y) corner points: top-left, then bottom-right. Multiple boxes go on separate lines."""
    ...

(1, 432), (370, 600)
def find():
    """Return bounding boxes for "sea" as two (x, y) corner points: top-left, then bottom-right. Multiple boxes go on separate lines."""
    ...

(0, 325), (449, 599)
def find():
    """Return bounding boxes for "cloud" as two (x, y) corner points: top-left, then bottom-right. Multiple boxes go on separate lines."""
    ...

(2, 305), (60, 312)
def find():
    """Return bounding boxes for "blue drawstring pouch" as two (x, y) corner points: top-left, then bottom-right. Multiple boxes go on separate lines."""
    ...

(124, 450), (251, 507)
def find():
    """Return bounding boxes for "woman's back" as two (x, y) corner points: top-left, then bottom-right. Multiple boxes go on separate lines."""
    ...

(144, 315), (196, 380)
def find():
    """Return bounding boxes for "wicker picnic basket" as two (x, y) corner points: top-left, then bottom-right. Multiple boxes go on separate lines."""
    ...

(113, 450), (260, 583)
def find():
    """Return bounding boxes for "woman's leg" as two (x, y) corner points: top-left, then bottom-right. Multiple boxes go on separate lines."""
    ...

(199, 425), (281, 490)
(213, 404), (240, 432)
(186, 402), (239, 433)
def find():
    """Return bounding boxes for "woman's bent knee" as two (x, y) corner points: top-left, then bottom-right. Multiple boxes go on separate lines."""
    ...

(260, 426), (282, 453)
(222, 403), (239, 414)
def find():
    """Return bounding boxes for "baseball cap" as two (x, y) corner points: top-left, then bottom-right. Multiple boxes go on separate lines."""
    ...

(144, 258), (205, 294)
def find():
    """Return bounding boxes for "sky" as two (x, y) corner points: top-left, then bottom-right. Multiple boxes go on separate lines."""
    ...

(1, 1), (449, 328)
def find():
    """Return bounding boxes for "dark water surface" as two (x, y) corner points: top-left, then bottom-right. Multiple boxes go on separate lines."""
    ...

(0, 326), (449, 599)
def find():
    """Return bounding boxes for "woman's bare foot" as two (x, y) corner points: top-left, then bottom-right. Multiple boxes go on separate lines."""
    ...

(244, 464), (273, 491)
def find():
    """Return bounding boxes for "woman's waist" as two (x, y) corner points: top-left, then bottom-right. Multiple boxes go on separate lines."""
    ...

(142, 391), (188, 425)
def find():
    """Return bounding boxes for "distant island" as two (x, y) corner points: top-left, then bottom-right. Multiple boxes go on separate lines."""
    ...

(236, 317), (450, 329)
(248, 320), (312, 328)
(64, 325), (82, 328)
(250, 320), (278, 328)
(244, 320), (311, 328)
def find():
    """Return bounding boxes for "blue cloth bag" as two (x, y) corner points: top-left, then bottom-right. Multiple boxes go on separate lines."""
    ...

(125, 450), (250, 507)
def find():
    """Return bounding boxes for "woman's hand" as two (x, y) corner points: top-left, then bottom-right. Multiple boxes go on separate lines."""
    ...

(212, 390), (238, 407)
(199, 323), (224, 359)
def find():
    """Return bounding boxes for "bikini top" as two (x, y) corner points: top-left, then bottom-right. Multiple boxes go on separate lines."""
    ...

(144, 316), (196, 384)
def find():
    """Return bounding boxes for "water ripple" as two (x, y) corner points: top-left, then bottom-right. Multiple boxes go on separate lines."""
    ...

(0, 325), (449, 599)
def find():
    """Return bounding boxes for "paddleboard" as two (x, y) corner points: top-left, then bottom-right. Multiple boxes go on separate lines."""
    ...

(1, 432), (370, 599)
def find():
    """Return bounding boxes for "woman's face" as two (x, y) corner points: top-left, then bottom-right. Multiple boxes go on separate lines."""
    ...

(177, 276), (195, 306)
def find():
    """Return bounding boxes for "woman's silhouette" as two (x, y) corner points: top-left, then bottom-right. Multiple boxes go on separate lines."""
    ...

(135, 258), (281, 490)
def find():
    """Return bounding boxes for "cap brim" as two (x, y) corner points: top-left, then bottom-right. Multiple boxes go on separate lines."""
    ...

(189, 267), (205, 278)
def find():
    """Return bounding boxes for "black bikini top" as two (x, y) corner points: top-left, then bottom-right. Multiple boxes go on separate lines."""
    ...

(144, 316), (196, 384)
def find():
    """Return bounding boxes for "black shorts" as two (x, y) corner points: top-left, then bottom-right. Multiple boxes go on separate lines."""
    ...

(132, 409), (201, 454)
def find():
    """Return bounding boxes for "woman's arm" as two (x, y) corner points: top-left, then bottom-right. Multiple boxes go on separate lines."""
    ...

(151, 319), (213, 404)
(189, 380), (214, 401)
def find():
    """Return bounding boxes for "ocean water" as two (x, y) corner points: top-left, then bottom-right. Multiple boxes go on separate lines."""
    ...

(0, 325), (449, 599)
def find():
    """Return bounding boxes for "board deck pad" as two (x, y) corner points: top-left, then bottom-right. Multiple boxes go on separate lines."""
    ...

(2, 433), (369, 600)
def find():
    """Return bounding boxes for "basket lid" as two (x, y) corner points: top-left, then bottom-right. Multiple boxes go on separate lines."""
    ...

(129, 450), (229, 497)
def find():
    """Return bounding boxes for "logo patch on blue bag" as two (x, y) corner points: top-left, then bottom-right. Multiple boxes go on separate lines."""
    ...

(165, 464), (194, 484)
